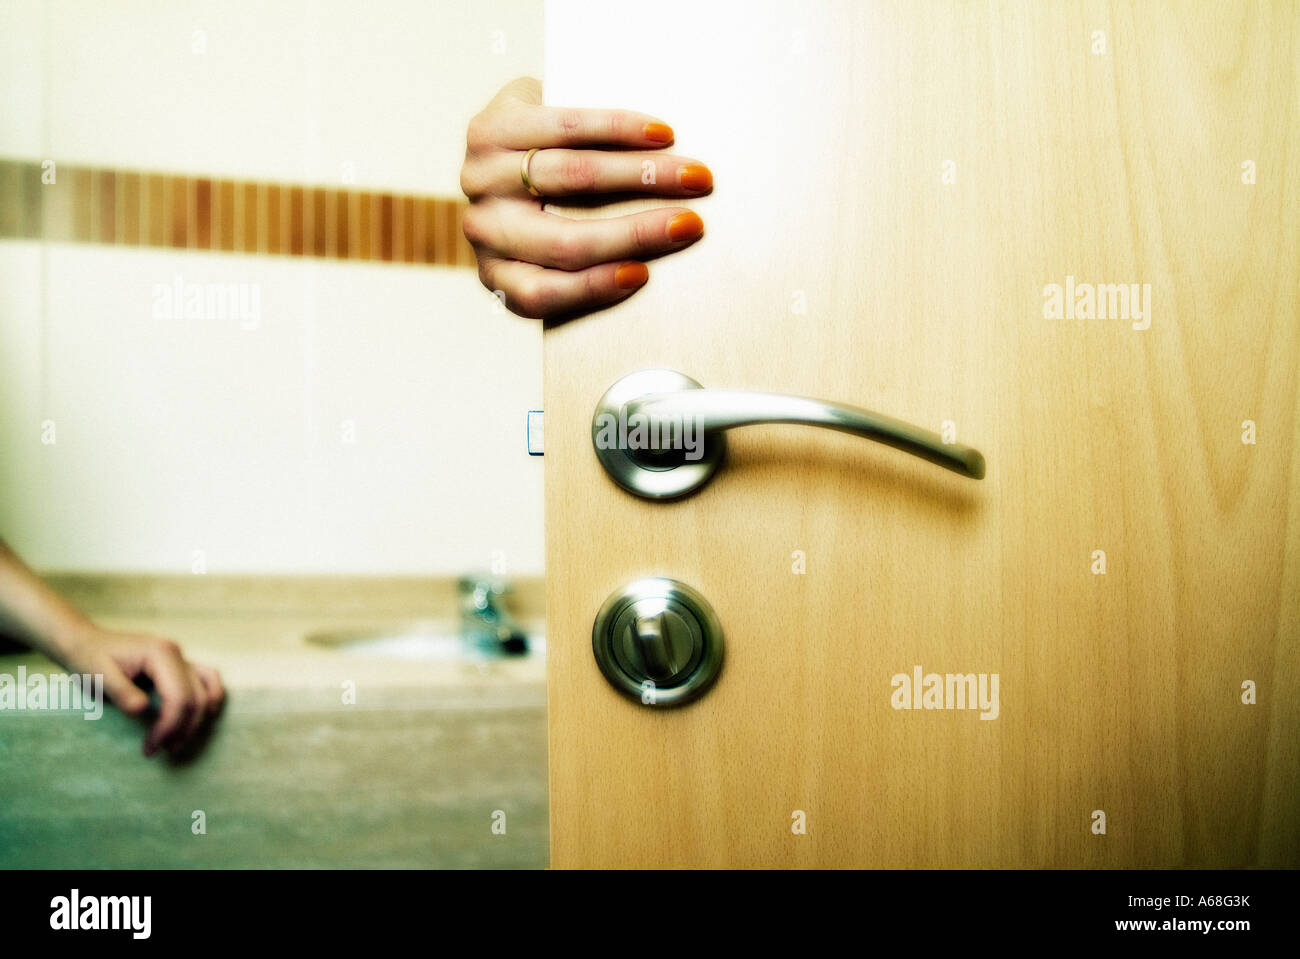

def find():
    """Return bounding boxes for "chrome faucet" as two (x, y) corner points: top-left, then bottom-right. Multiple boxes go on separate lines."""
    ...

(458, 576), (529, 656)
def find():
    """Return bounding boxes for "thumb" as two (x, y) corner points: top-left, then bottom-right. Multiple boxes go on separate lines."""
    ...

(98, 658), (151, 716)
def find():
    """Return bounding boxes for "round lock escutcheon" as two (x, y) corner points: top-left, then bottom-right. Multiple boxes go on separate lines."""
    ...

(592, 578), (723, 707)
(592, 369), (727, 500)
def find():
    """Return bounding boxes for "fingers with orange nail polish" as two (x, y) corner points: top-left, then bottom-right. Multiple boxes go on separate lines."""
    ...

(616, 261), (649, 289)
(643, 122), (674, 143)
(667, 210), (704, 243)
(677, 164), (713, 193)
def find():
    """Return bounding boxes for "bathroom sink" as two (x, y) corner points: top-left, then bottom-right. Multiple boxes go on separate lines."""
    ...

(305, 622), (545, 661)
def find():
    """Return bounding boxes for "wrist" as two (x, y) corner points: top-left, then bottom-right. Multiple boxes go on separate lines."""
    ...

(46, 615), (102, 664)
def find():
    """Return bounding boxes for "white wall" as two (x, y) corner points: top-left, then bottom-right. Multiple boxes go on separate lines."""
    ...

(0, 0), (545, 575)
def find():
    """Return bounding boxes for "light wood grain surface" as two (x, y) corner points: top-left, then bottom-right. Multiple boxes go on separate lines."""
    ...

(543, 0), (1299, 867)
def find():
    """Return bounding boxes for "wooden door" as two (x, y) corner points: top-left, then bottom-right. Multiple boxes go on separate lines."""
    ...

(543, 0), (1299, 867)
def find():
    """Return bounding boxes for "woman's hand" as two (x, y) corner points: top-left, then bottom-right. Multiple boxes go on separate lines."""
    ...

(58, 626), (226, 758)
(460, 77), (712, 320)
(0, 539), (224, 759)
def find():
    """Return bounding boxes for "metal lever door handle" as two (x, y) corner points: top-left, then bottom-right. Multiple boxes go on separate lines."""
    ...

(631, 390), (985, 478)
(592, 369), (986, 499)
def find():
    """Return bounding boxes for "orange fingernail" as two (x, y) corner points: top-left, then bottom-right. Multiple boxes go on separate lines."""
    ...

(643, 122), (674, 143)
(678, 164), (713, 192)
(615, 261), (649, 289)
(666, 210), (704, 242)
